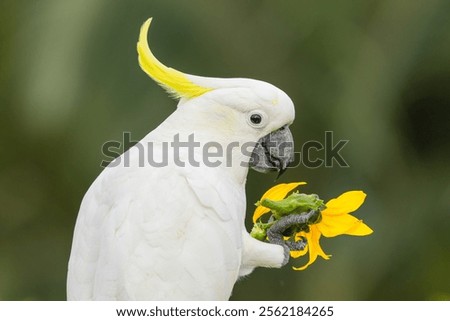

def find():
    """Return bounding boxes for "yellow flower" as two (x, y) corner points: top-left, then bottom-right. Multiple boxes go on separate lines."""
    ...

(253, 183), (373, 270)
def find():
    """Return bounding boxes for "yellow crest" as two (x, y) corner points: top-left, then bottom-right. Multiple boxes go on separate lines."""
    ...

(137, 18), (211, 99)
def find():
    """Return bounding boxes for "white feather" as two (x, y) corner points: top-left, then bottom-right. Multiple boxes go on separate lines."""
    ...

(67, 77), (294, 300)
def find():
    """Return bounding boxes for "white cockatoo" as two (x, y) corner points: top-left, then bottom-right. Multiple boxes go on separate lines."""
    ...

(67, 18), (295, 300)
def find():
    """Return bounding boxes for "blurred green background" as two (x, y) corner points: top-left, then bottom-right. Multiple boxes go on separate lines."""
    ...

(1, 0), (449, 300)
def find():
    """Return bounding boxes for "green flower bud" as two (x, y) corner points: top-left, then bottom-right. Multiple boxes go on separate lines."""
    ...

(250, 223), (267, 241)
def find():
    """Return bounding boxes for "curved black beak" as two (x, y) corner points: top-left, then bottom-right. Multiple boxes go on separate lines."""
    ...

(249, 126), (294, 176)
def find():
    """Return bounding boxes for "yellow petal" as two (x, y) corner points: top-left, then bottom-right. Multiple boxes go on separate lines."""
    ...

(253, 182), (306, 223)
(345, 220), (373, 236)
(318, 213), (366, 237)
(290, 248), (308, 258)
(323, 191), (366, 215)
(293, 226), (330, 270)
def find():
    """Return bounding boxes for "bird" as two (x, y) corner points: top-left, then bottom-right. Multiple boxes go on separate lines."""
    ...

(67, 18), (296, 300)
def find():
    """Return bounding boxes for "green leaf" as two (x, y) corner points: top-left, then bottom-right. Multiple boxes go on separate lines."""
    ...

(260, 192), (324, 216)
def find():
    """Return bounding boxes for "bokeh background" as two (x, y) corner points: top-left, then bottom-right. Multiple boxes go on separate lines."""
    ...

(1, 0), (449, 300)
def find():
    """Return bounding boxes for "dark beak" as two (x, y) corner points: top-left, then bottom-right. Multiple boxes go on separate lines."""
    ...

(249, 126), (294, 176)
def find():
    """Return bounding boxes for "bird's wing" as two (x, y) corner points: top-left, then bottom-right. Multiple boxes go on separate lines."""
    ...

(67, 145), (245, 300)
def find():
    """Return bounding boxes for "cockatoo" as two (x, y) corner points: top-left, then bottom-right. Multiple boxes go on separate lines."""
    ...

(67, 18), (295, 300)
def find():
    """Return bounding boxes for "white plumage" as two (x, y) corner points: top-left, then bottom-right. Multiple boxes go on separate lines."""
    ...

(67, 18), (295, 300)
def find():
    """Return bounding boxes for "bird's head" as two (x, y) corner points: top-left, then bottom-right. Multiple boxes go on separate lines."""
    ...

(137, 18), (295, 175)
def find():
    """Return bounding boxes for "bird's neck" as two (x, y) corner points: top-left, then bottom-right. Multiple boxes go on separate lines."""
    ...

(142, 109), (254, 186)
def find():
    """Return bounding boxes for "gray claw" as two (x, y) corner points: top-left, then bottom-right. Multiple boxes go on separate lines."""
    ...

(266, 211), (318, 266)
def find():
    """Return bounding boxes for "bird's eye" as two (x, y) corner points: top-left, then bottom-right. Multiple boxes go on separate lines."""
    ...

(247, 111), (267, 128)
(250, 114), (262, 124)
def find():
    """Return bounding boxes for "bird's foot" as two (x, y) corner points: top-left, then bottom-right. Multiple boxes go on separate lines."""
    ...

(266, 211), (318, 266)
